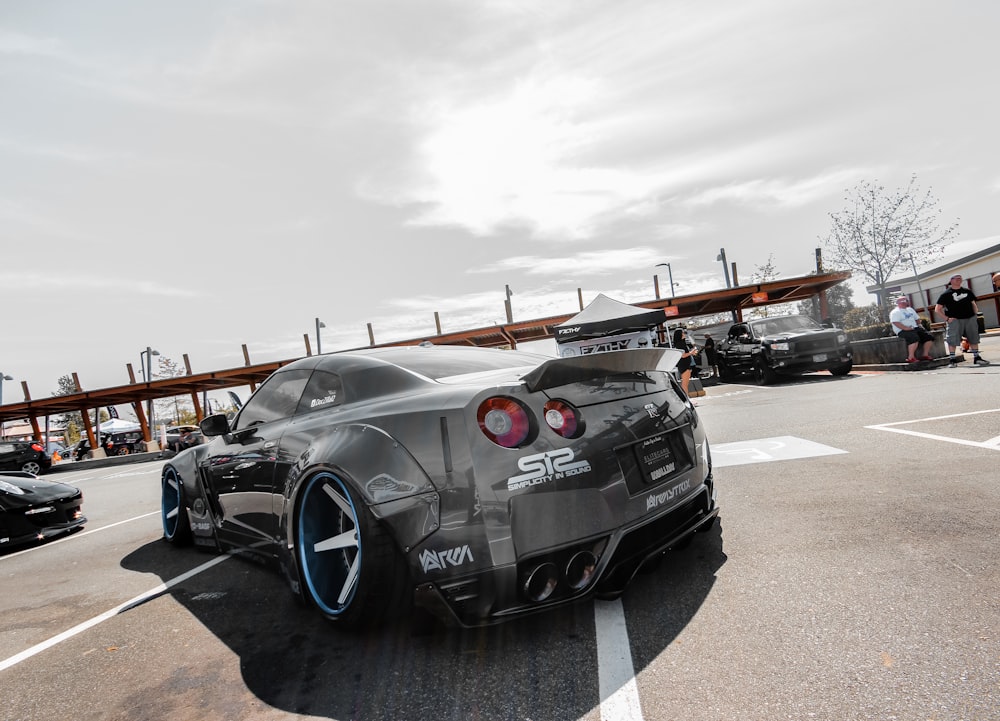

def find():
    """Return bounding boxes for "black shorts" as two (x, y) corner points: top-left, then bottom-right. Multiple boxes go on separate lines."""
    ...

(899, 327), (933, 345)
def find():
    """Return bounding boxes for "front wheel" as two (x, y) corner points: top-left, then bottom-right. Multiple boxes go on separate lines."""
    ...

(161, 466), (192, 545)
(296, 471), (407, 628)
(829, 361), (853, 376)
(753, 359), (778, 385)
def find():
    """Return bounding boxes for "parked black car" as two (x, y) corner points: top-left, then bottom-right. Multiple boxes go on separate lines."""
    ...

(716, 314), (853, 384)
(161, 345), (719, 629)
(0, 471), (86, 549)
(104, 431), (145, 455)
(0, 440), (52, 475)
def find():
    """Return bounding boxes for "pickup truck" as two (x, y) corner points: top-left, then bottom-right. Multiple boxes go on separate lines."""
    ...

(716, 315), (853, 384)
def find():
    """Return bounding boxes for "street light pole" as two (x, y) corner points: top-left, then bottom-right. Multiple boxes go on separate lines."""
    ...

(315, 318), (326, 355)
(504, 285), (514, 323)
(140, 347), (160, 434)
(0, 372), (11, 407)
(655, 263), (675, 297)
(716, 248), (732, 288)
(906, 255), (927, 312)
(0, 374), (12, 436)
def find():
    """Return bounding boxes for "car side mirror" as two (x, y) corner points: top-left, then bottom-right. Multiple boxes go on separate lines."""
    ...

(200, 413), (231, 437)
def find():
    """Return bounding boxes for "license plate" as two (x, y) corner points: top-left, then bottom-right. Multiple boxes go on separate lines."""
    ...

(813, 353), (827, 362)
(633, 430), (693, 486)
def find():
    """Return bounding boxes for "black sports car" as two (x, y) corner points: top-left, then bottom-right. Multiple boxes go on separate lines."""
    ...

(0, 472), (87, 549)
(161, 345), (718, 628)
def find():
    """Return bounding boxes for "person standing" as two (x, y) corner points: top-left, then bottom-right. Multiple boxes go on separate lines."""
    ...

(702, 333), (718, 377)
(934, 274), (989, 366)
(889, 297), (934, 362)
(672, 327), (699, 397)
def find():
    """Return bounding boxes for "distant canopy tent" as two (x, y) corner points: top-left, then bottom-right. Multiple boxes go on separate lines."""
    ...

(98, 418), (141, 434)
(554, 294), (667, 356)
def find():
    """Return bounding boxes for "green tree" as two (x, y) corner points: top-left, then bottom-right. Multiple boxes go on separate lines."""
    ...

(822, 174), (957, 318)
(796, 282), (856, 326)
(52, 375), (85, 441)
(747, 254), (785, 319)
(154, 356), (193, 426)
(843, 304), (884, 330)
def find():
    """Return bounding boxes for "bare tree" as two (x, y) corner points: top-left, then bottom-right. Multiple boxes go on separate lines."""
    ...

(822, 174), (957, 317)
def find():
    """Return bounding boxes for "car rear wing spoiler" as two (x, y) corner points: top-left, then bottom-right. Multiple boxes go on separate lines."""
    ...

(520, 348), (682, 393)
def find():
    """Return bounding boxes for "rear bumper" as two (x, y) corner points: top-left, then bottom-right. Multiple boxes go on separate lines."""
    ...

(414, 480), (718, 628)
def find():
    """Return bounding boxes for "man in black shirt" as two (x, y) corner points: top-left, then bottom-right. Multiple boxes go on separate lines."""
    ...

(934, 274), (989, 366)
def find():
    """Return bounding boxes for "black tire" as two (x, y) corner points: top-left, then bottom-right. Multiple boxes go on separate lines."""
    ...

(161, 465), (192, 545)
(829, 361), (853, 376)
(717, 360), (735, 382)
(21, 461), (42, 475)
(295, 471), (407, 628)
(116, 447), (131, 456)
(753, 359), (777, 385)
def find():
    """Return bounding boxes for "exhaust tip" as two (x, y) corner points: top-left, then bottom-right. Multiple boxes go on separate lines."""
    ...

(523, 562), (559, 602)
(565, 551), (598, 590)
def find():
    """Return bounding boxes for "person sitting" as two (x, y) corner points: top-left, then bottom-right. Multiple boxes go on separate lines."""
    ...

(889, 297), (934, 362)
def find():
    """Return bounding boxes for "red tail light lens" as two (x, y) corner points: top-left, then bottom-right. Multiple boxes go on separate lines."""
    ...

(31, 443), (44, 452)
(543, 400), (583, 439)
(477, 397), (531, 448)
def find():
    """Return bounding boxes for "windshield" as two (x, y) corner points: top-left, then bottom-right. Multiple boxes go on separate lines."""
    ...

(750, 316), (822, 335)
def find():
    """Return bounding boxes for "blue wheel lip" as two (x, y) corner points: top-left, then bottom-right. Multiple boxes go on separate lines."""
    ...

(297, 472), (360, 616)
(161, 468), (181, 537)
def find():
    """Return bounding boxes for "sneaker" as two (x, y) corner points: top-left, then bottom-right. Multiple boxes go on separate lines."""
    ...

(974, 356), (990, 366)
(948, 359), (958, 367)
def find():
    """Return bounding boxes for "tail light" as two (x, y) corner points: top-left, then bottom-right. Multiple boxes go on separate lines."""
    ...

(30, 443), (44, 452)
(477, 397), (531, 448)
(543, 399), (583, 439)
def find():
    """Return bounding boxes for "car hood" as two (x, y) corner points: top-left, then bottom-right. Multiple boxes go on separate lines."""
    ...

(759, 327), (841, 342)
(0, 474), (81, 509)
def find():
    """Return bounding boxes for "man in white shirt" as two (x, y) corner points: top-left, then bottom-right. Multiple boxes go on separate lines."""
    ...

(889, 297), (934, 363)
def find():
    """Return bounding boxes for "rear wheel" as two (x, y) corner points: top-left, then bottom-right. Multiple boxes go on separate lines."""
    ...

(161, 466), (192, 545)
(21, 461), (41, 475)
(296, 471), (407, 628)
(116, 447), (131, 456)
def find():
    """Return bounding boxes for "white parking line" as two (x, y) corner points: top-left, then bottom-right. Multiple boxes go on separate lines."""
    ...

(0, 511), (160, 562)
(712, 436), (848, 467)
(865, 408), (1000, 451)
(0, 554), (230, 672)
(596, 599), (644, 721)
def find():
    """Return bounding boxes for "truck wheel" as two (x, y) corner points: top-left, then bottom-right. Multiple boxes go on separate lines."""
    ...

(753, 359), (777, 385)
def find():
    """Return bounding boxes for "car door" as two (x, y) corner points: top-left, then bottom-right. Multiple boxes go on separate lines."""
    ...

(200, 368), (312, 546)
(721, 323), (754, 373)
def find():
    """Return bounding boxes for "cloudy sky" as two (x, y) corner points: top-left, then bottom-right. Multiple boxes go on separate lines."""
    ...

(2, 0), (999, 402)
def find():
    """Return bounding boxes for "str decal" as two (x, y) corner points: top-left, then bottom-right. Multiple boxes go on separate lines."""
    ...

(507, 448), (592, 490)
(420, 545), (474, 573)
(646, 479), (691, 511)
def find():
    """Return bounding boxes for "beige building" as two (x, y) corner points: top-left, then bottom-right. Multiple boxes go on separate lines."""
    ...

(867, 240), (1000, 328)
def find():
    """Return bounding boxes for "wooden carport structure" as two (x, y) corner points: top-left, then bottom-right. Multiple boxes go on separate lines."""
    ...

(0, 270), (850, 450)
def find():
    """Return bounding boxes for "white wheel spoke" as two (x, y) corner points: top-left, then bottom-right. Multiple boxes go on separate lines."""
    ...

(166, 477), (178, 491)
(314, 529), (357, 553)
(321, 482), (352, 515)
(165, 507), (178, 521)
(337, 556), (360, 604)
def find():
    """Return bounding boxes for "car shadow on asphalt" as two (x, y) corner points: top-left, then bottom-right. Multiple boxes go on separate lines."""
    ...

(120, 523), (726, 721)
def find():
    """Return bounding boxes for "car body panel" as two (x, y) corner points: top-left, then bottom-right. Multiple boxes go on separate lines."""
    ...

(0, 472), (87, 548)
(162, 345), (718, 627)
